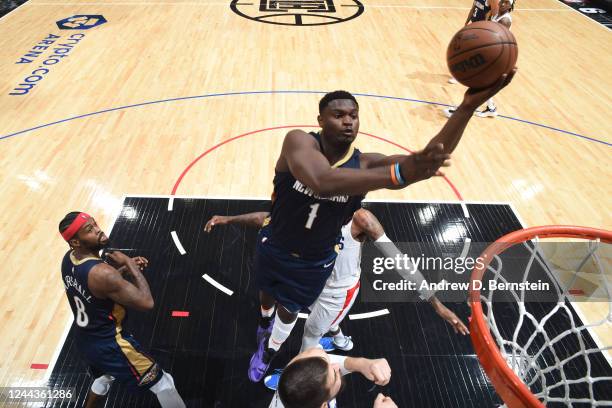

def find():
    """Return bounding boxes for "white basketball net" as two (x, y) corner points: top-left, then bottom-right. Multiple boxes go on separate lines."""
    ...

(480, 237), (612, 406)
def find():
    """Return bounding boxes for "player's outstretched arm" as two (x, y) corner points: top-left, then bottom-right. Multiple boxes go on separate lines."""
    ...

(89, 251), (154, 311)
(428, 296), (469, 335)
(282, 130), (400, 196)
(426, 69), (517, 155)
(204, 212), (269, 232)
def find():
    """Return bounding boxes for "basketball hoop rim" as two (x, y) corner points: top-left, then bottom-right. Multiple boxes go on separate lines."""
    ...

(469, 225), (612, 408)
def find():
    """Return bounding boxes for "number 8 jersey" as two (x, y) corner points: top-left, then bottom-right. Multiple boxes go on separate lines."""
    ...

(61, 251), (126, 339)
(268, 131), (363, 259)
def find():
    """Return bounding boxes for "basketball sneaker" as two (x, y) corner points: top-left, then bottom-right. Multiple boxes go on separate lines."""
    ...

(319, 337), (336, 352)
(264, 369), (283, 391)
(248, 333), (277, 382)
(256, 316), (274, 344)
(332, 335), (354, 351)
(443, 107), (456, 118)
(475, 107), (498, 118)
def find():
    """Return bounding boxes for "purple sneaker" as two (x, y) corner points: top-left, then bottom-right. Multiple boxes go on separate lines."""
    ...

(248, 333), (277, 382)
(256, 316), (274, 344)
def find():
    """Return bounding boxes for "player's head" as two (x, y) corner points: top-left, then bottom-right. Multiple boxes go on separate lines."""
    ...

(59, 212), (108, 251)
(499, 0), (514, 14)
(318, 90), (359, 146)
(278, 348), (346, 408)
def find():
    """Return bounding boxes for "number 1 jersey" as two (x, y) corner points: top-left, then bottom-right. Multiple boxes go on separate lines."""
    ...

(267, 131), (363, 259)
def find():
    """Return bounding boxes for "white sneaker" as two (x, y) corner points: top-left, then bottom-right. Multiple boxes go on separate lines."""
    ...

(332, 335), (354, 351)
(443, 107), (456, 118)
(448, 77), (458, 84)
(475, 107), (498, 118)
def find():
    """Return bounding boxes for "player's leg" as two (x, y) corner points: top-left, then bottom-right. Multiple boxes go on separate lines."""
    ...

(85, 368), (114, 408)
(149, 371), (186, 408)
(257, 290), (276, 342)
(301, 291), (338, 352)
(93, 333), (186, 407)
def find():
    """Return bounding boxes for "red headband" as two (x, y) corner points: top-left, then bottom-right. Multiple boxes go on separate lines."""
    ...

(61, 212), (92, 241)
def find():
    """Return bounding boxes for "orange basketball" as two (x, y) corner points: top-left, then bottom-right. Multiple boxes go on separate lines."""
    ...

(447, 21), (518, 89)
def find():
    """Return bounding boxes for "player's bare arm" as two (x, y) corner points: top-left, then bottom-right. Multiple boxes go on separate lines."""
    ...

(88, 251), (154, 311)
(204, 212), (270, 232)
(351, 208), (385, 241)
(356, 209), (470, 335)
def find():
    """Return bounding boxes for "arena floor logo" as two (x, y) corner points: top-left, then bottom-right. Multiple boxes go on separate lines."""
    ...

(56, 15), (107, 30)
(230, 0), (364, 26)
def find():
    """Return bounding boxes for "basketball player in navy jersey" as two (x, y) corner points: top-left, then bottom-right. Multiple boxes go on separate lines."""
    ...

(59, 212), (185, 408)
(247, 85), (514, 382)
(446, 0), (516, 118)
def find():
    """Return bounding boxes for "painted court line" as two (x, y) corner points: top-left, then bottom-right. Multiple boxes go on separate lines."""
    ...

(171, 231), (187, 255)
(349, 309), (390, 320)
(167, 196), (174, 211)
(202, 274), (234, 296)
(459, 237), (472, 260)
(460, 202), (470, 218)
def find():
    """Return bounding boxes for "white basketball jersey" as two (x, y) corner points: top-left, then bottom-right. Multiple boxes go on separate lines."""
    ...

(326, 221), (361, 291)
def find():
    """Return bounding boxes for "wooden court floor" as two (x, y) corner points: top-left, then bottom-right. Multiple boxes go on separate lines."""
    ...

(0, 0), (610, 402)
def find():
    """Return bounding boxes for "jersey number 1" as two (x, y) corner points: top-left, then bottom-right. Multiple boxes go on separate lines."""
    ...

(305, 203), (320, 229)
(73, 295), (89, 327)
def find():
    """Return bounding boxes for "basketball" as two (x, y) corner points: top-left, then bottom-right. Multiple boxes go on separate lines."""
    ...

(447, 21), (518, 88)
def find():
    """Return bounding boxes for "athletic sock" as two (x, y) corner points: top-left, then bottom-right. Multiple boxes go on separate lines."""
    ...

(268, 318), (297, 351)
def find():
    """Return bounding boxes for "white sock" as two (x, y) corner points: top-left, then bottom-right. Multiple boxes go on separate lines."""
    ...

(487, 99), (496, 111)
(331, 327), (344, 342)
(150, 372), (186, 408)
(268, 318), (297, 351)
(90, 374), (115, 396)
(261, 305), (275, 318)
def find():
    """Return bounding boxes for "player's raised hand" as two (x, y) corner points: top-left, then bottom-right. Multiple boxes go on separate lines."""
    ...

(373, 393), (398, 408)
(462, 67), (517, 110)
(204, 215), (231, 232)
(360, 358), (392, 386)
(399, 143), (451, 184)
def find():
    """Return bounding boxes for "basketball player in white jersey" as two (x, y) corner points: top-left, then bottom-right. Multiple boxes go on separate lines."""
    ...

(446, 0), (514, 118)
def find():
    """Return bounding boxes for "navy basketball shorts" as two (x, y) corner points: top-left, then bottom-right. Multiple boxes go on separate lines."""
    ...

(77, 331), (163, 391)
(254, 231), (337, 314)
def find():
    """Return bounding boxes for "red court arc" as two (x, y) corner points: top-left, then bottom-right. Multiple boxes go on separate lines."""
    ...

(172, 125), (463, 200)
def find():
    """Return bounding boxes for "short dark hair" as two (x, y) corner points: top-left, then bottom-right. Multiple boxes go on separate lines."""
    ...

(278, 357), (331, 408)
(59, 211), (82, 234)
(319, 90), (358, 114)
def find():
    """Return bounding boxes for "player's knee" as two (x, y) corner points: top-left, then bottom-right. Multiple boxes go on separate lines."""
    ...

(91, 374), (115, 396)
